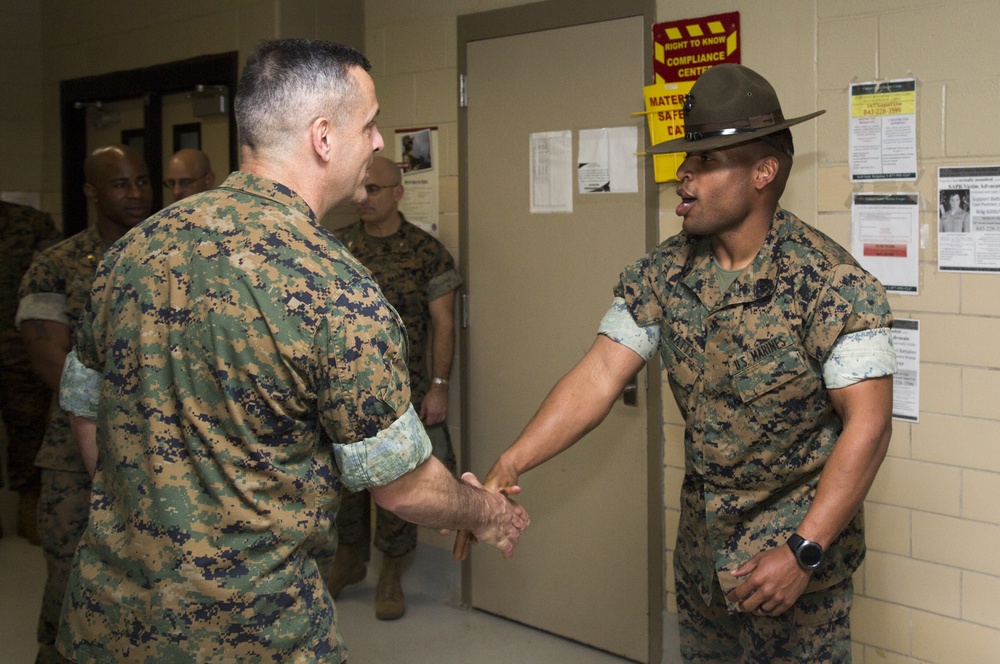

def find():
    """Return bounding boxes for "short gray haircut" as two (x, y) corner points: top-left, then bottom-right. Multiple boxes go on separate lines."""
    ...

(235, 39), (372, 155)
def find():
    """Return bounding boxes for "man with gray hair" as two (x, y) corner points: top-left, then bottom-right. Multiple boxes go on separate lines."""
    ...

(56, 39), (528, 663)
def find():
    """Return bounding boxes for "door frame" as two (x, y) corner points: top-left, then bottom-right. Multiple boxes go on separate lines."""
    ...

(457, 1), (662, 661)
(60, 52), (239, 235)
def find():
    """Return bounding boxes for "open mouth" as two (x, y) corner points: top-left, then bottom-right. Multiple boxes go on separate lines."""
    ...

(675, 189), (696, 216)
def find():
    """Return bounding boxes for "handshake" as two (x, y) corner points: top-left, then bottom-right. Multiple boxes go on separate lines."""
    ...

(448, 471), (528, 561)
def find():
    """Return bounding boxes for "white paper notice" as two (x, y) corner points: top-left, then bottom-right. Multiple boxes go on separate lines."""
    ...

(849, 79), (917, 182)
(851, 193), (919, 294)
(937, 165), (1000, 273)
(395, 128), (439, 234)
(577, 126), (639, 194)
(891, 319), (919, 423)
(530, 131), (573, 214)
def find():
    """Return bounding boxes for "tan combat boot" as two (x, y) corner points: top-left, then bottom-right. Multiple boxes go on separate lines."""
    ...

(375, 553), (406, 620)
(324, 544), (366, 598)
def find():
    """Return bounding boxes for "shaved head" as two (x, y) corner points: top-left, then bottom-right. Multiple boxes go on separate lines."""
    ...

(83, 144), (153, 238)
(166, 149), (216, 201)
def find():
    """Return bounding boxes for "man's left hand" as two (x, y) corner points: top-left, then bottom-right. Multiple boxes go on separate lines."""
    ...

(419, 385), (448, 425)
(725, 545), (811, 617)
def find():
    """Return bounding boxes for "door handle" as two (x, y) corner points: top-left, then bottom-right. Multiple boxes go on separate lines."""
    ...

(622, 374), (638, 407)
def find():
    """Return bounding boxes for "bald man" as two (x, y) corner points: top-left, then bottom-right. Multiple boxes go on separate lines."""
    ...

(329, 156), (462, 620)
(17, 144), (152, 664)
(165, 148), (216, 202)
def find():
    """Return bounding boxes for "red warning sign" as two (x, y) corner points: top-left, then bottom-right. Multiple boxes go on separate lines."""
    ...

(864, 244), (908, 258)
(653, 12), (740, 83)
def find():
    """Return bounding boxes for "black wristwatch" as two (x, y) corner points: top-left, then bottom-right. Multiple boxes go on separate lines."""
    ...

(787, 533), (824, 570)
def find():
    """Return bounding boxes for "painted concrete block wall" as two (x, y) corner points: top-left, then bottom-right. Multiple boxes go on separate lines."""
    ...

(817, 1), (1000, 660)
(0, 3), (47, 210)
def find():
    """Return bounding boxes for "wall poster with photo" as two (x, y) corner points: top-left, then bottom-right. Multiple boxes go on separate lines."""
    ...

(394, 127), (439, 235)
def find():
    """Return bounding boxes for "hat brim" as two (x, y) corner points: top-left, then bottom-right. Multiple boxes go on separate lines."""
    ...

(645, 109), (826, 155)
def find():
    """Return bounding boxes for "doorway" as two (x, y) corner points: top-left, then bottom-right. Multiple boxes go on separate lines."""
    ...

(60, 52), (238, 235)
(458, 1), (661, 662)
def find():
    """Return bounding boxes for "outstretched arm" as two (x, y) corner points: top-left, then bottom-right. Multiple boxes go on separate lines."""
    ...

(370, 455), (529, 559)
(727, 375), (893, 616)
(454, 334), (646, 559)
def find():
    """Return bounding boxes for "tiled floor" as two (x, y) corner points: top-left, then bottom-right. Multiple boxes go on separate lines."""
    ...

(0, 485), (677, 663)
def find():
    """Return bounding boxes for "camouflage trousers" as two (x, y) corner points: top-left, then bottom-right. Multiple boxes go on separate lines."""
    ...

(335, 423), (456, 558)
(0, 361), (50, 490)
(675, 546), (852, 663)
(37, 468), (90, 664)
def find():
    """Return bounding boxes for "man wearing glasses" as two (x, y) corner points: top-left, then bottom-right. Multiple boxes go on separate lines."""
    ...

(164, 148), (216, 203)
(327, 155), (462, 621)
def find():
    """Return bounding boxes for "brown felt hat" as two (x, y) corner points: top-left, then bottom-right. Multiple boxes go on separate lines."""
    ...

(647, 63), (825, 155)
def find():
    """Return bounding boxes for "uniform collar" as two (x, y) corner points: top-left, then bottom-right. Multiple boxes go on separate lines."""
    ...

(680, 208), (788, 311)
(218, 171), (317, 223)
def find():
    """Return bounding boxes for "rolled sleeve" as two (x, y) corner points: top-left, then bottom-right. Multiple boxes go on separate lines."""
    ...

(428, 268), (462, 302)
(597, 297), (660, 362)
(334, 404), (432, 492)
(15, 292), (69, 329)
(59, 348), (101, 419)
(823, 328), (897, 389)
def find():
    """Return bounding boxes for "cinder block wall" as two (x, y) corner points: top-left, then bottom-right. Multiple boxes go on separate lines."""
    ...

(8, 0), (999, 660)
(814, 3), (1000, 662)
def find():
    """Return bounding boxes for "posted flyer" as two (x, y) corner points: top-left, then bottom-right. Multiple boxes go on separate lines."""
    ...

(891, 319), (920, 423)
(937, 165), (1000, 273)
(849, 79), (917, 182)
(851, 193), (919, 294)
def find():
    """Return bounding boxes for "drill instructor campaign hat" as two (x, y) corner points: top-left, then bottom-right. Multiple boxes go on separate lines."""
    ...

(646, 63), (825, 155)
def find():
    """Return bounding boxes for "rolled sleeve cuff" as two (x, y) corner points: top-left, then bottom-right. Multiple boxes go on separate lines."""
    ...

(334, 404), (432, 492)
(823, 328), (897, 389)
(428, 269), (463, 302)
(15, 292), (69, 329)
(59, 349), (100, 419)
(597, 297), (660, 362)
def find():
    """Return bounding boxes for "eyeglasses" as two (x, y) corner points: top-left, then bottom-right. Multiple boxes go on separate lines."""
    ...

(164, 176), (206, 189)
(364, 182), (399, 195)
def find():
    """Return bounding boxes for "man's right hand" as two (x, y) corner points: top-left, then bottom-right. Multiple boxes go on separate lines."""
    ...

(453, 462), (522, 560)
(460, 472), (529, 560)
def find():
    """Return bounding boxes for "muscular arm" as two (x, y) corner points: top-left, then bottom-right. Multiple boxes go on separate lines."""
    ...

(20, 319), (72, 391)
(799, 375), (893, 546)
(728, 375), (894, 615)
(370, 454), (529, 559)
(452, 335), (645, 559)
(419, 290), (456, 425)
(483, 335), (647, 489)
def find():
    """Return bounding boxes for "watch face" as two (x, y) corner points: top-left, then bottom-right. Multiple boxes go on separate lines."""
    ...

(799, 542), (824, 568)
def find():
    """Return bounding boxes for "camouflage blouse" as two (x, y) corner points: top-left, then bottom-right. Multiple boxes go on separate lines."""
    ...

(615, 208), (893, 602)
(58, 172), (427, 663)
(335, 215), (461, 405)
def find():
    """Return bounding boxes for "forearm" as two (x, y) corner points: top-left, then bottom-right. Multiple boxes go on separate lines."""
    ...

(371, 456), (495, 531)
(69, 413), (98, 478)
(494, 335), (644, 479)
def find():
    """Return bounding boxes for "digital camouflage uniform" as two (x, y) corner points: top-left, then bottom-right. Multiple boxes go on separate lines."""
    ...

(334, 215), (461, 557)
(0, 201), (60, 495)
(57, 172), (430, 663)
(613, 208), (893, 662)
(17, 226), (108, 664)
